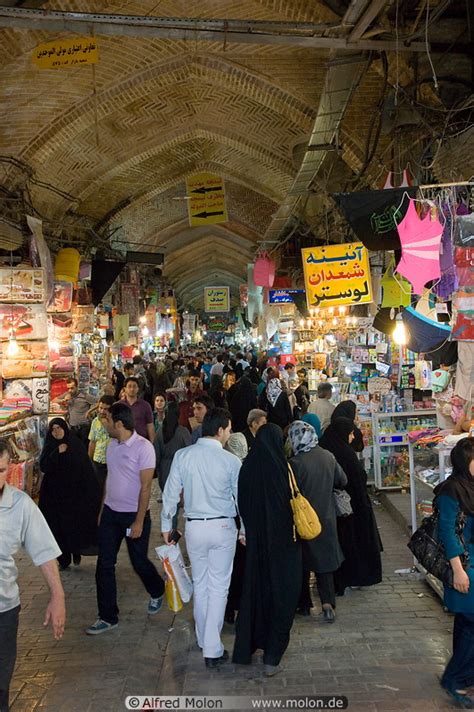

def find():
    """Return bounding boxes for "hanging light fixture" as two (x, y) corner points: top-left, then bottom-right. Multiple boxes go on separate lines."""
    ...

(392, 314), (407, 345)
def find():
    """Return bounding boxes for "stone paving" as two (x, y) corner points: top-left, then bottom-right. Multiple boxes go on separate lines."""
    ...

(9, 497), (461, 712)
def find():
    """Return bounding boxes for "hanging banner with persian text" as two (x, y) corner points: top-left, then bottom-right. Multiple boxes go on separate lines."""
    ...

(301, 242), (373, 309)
(32, 37), (99, 69)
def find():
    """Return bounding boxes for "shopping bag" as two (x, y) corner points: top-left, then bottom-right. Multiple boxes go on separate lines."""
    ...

(165, 578), (183, 613)
(156, 543), (193, 603)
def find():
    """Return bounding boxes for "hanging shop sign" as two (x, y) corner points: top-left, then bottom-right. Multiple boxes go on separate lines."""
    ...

(294, 329), (317, 342)
(204, 287), (230, 313)
(268, 289), (305, 304)
(120, 283), (139, 326)
(207, 319), (228, 332)
(186, 172), (228, 227)
(32, 37), (99, 69)
(301, 242), (373, 309)
(0, 269), (45, 303)
(47, 281), (73, 313)
(182, 314), (196, 334)
(0, 304), (47, 341)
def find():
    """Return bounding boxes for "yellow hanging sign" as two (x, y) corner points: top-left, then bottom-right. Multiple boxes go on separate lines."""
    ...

(301, 242), (373, 309)
(186, 172), (228, 227)
(32, 38), (99, 69)
(204, 287), (230, 313)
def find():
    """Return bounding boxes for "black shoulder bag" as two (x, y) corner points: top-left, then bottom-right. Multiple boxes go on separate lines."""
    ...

(407, 505), (469, 588)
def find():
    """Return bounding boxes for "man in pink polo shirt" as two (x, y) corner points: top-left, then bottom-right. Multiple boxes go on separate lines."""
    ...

(86, 402), (164, 635)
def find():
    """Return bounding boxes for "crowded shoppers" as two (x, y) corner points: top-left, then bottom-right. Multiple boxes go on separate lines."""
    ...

(154, 401), (192, 493)
(258, 377), (293, 432)
(162, 408), (241, 668)
(320, 417), (382, 596)
(288, 421), (346, 622)
(120, 377), (155, 442)
(209, 376), (228, 409)
(436, 438), (474, 708)
(302, 412), (322, 438)
(87, 403), (165, 634)
(233, 423), (301, 676)
(242, 409), (267, 451)
(0, 439), (66, 712)
(39, 418), (100, 571)
(88, 395), (115, 495)
(307, 382), (334, 433)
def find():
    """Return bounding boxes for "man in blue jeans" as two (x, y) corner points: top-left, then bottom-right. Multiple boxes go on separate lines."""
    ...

(86, 403), (165, 635)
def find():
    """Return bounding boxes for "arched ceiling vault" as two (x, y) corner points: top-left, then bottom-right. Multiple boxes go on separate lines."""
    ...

(1, 0), (468, 309)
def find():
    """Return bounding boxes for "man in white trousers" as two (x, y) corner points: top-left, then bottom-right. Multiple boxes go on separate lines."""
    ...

(161, 408), (241, 668)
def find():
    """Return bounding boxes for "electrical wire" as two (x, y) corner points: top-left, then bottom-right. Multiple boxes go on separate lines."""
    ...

(425, 0), (439, 91)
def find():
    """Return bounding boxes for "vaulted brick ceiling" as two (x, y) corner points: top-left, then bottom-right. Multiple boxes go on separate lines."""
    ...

(0, 0), (470, 307)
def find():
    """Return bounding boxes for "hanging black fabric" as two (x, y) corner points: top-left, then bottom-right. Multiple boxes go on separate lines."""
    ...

(333, 187), (418, 251)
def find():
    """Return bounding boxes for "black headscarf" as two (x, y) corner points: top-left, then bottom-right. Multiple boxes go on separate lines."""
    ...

(229, 376), (257, 432)
(331, 401), (364, 453)
(434, 437), (474, 518)
(320, 417), (365, 486)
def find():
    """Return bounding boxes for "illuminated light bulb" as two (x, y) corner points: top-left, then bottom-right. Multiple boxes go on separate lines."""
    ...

(141, 326), (150, 337)
(318, 320), (324, 328)
(306, 319), (311, 328)
(345, 316), (351, 326)
(314, 308), (320, 316)
(139, 316), (146, 325)
(49, 339), (60, 351)
(332, 317), (338, 326)
(393, 317), (407, 345)
(299, 319), (304, 327)
(351, 316), (357, 326)
(328, 307), (335, 315)
(6, 332), (19, 357)
(339, 306), (346, 315)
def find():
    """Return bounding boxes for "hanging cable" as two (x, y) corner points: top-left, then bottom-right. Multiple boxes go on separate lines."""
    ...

(425, 0), (439, 92)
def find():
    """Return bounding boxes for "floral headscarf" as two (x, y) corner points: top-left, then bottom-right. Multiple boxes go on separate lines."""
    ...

(266, 377), (282, 407)
(288, 420), (319, 455)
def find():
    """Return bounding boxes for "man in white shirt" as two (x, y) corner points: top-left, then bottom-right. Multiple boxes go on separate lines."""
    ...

(161, 408), (241, 669)
(307, 382), (335, 432)
(0, 440), (66, 712)
(236, 353), (250, 370)
(210, 355), (224, 378)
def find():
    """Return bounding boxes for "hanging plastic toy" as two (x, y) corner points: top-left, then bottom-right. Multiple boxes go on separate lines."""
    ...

(253, 252), (275, 287)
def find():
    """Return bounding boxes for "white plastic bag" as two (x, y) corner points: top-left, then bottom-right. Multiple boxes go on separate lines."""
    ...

(156, 543), (193, 603)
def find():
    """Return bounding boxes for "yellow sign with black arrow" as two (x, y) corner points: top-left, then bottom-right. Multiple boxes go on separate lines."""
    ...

(186, 172), (228, 227)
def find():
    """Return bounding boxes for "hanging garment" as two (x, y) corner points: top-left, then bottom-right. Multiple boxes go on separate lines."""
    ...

(454, 248), (474, 288)
(395, 199), (443, 295)
(401, 306), (452, 353)
(372, 306), (397, 336)
(333, 187), (418, 251)
(434, 205), (459, 300)
(415, 290), (438, 321)
(380, 255), (411, 308)
(382, 168), (412, 189)
(454, 213), (474, 247)
(452, 288), (474, 341)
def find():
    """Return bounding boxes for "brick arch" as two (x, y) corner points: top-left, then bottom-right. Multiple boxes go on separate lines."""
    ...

(20, 52), (316, 168)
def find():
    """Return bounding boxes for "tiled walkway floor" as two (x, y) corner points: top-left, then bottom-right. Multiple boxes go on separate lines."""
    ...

(10, 499), (460, 711)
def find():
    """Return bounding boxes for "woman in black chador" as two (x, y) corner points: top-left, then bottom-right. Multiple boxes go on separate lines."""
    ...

(39, 418), (100, 570)
(232, 423), (301, 676)
(320, 417), (382, 595)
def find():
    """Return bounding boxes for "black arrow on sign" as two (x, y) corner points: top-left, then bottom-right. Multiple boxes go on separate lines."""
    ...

(191, 186), (223, 194)
(193, 210), (225, 218)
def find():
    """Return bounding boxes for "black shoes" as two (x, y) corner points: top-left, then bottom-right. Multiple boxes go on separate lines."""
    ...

(73, 554), (82, 566)
(296, 607), (311, 616)
(204, 650), (229, 669)
(323, 606), (335, 623)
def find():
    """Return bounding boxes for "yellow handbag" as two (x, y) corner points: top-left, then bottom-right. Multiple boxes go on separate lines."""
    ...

(381, 256), (411, 308)
(288, 464), (322, 541)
